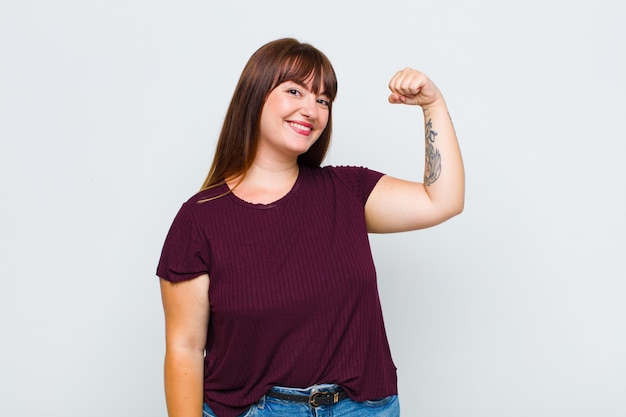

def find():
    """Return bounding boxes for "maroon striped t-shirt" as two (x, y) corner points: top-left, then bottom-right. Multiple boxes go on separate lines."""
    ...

(157, 165), (397, 417)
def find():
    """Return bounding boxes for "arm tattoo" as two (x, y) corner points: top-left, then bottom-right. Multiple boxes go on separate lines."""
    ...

(424, 118), (442, 186)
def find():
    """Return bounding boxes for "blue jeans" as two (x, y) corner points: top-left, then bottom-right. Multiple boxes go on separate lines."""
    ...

(203, 384), (400, 417)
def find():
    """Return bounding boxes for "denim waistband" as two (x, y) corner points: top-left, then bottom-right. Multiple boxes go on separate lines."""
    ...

(269, 383), (342, 395)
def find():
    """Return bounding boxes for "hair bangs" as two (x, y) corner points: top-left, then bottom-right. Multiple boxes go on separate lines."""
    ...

(273, 49), (337, 101)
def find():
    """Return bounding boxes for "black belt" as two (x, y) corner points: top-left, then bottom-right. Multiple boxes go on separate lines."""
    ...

(265, 389), (348, 407)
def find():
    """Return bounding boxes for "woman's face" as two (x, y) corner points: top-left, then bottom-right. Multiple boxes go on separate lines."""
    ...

(257, 79), (330, 162)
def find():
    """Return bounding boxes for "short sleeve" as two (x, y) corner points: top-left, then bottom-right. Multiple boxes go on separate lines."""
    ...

(156, 202), (211, 282)
(327, 166), (385, 205)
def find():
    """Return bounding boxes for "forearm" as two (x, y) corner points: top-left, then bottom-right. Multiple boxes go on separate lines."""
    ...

(421, 97), (465, 216)
(164, 347), (205, 417)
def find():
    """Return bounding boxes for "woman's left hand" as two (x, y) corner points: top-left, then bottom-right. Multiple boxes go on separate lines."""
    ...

(387, 67), (442, 107)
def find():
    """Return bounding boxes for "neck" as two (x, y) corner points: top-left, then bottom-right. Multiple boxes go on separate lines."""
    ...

(227, 160), (300, 205)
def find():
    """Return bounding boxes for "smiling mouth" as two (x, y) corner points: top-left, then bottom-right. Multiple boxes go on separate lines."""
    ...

(288, 121), (313, 132)
(287, 121), (314, 137)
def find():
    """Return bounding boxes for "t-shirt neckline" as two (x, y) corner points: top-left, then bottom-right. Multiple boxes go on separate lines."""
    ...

(224, 168), (304, 209)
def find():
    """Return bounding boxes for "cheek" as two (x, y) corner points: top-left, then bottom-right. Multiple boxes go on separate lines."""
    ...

(259, 104), (280, 129)
(317, 105), (329, 123)
(320, 113), (330, 130)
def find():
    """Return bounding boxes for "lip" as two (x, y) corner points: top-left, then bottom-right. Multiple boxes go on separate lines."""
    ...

(287, 120), (314, 136)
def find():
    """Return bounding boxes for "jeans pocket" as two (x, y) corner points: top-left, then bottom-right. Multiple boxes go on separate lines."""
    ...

(238, 403), (259, 417)
(363, 395), (397, 408)
(204, 402), (258, 417)
(203, 403), (217, 417)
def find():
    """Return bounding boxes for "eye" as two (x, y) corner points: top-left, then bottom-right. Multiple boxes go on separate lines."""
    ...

(287, 88), (302, 96)
(317, 97), (331, 107)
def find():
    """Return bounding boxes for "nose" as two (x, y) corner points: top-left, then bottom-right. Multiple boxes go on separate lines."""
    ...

(300, 95), (318, 119)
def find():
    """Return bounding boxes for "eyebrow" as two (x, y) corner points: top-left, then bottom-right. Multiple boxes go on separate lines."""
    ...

(286, 79), (328, 97)
(283, 79), (330, 94)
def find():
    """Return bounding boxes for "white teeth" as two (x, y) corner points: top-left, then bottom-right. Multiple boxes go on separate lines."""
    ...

(289, 122), (311, 131)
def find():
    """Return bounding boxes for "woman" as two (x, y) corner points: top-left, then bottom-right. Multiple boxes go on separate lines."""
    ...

(157, 38), (464, 417)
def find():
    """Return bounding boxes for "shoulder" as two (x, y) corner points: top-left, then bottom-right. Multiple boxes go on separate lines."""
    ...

(304, 165), (386, 204)
(321, 165), (384, 180)
(167, 183), (233, 228)
(324, 165), (385, 190)
(185, 183), (229, 204)
(302, 165), (384, 180)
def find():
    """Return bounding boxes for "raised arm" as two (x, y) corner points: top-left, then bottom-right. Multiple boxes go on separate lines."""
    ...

(365, 68), (465, 233)
(160, 274), (210, 417)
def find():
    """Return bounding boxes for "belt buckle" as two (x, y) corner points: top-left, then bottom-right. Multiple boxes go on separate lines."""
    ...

(308, 390), (338, 408)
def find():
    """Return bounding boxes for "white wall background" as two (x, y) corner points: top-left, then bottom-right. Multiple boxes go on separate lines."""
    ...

(1, 1), (625, 416)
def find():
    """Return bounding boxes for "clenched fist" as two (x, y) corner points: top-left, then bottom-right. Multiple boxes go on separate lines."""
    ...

(388, 68), (443, 107)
